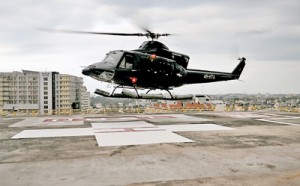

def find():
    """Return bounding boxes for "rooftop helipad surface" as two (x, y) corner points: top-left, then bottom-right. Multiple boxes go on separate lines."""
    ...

(1, 112), (300, 185)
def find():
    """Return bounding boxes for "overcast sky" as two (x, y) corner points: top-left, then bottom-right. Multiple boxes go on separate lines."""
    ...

(1, 0), (299, 95)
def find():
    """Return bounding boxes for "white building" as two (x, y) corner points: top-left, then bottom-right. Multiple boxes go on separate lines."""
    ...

(0, 70), (90, 115)
(0, 71), (40, 113)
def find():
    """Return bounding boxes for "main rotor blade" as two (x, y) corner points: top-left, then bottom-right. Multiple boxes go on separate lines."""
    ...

(38, 28), (146, 37)
(38, 28), (172, 39)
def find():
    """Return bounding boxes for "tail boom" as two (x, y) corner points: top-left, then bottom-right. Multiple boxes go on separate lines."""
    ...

(184, 57), (246, 85)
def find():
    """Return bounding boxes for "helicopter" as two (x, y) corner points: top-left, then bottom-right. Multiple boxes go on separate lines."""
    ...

(42, 28), (246, 100)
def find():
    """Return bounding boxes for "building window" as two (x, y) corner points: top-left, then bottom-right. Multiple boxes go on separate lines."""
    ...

(44, 105), (48, 109)
(44, 87), (48, 90)
(44, 96), (48, 99)
(44, 77), (48, 81)
(44, 91), (48, 95)
(44, 101), (48, 104)
(44, 82), (48, 85)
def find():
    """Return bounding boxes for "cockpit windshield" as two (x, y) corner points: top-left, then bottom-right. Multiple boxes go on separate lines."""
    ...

(102, 51), (124, 66)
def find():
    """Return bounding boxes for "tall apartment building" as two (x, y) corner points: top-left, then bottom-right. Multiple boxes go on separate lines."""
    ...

(0, 70), (90, 115)
(0, 71), (40, 113)
(55, 74), (90, 114)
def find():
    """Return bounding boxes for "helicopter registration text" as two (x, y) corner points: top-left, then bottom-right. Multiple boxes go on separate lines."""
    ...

(204, 74), (216, 79)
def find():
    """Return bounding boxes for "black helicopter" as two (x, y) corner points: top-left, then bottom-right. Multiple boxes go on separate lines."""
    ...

(43, 28), (246, 100)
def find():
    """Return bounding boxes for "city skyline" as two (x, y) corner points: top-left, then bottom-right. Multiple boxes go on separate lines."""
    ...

(1, 1), (300, 95)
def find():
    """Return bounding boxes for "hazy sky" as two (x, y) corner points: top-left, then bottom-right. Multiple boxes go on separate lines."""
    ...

(1, 0), (300, 95)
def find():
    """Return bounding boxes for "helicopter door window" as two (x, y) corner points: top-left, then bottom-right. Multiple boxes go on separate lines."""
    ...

(125, 55), (133, 69)
(119, 54), (133, 69)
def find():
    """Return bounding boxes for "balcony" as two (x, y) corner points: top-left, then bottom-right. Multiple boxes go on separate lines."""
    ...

(2, 83), (12, 87)
(59, 87), (71, 91)
(2, 88), (10, 91)
(59, 92), (71, 96)
(2, 97), (9, 101)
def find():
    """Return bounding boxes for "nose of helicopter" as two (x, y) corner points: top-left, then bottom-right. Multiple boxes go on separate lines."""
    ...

(82, 67), (91, 76)
(82, 64), (105, 76)
(81, 63), (115, 83)
(82, 67), (91, 75)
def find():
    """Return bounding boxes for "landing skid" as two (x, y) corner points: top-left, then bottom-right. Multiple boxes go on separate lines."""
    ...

(94, 87), (194, 100)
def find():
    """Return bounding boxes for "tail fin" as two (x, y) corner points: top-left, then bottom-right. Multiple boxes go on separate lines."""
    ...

(232, 57), (246, 79)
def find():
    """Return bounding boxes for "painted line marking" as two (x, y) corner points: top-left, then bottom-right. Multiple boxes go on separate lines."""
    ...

(94, 126), (165, 133)
(256, 119), (300, 126)
(272, 116), (300, 120)
(42, 115), (178, 122)
(157, 124), (235, 132)
(11, 128), (94, 139)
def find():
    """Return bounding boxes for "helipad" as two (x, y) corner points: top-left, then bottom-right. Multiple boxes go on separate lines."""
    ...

(12, 119), (234, 147)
